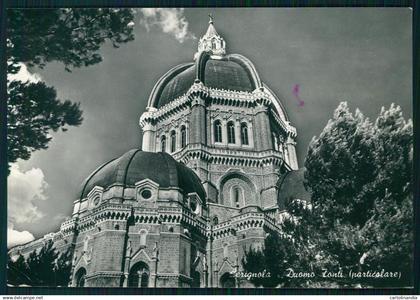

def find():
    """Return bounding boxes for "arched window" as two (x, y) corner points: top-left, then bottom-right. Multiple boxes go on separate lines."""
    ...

(128, 262), (149, 288)
(231, 186), (243, 208)
(212, 216), (219, 226)
(214, 120), (222, 143)
(140, 272), (149, 287)
(139, 230), (147, 247)
(227, 121), (235, 144)
(170, 130), (176, 153)
(180, 125), (187, 148)
(241, 123), (249, 145)
(211, 38), (217, 49)
(160, 135), (166, 152)
(190, 196), (198, 214)
(75, 267), (86, 287)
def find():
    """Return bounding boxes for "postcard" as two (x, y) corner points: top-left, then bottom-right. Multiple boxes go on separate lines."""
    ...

(4, 7), (414, 292)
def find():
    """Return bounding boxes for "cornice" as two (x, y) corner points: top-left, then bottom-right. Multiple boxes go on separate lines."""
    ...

(208, 209), (281, 239)
(173, 144), (285, 167)
(140, 85), (293, 138)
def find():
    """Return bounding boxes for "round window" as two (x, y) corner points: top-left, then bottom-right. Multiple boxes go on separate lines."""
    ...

(140, 189), (152, 199)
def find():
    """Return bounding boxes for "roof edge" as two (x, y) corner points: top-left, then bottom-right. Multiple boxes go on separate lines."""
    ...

(147, 62), (195, 108)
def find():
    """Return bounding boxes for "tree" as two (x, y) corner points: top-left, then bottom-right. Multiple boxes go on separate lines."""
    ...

(7, 8), (135, 167)
(7, 81), (83, 164)
(302, 102), (413, 287)
(360, 104), (413, 287)
(7, 8), (135, 72)
(7, 254), (32, 286)
(241, 243), (267, 287)
(7, 241), (72, 287)
(26, 240), (59, 286)
(54, 248), (73, 287)
(304, 102), (377, 228)
(241, 231), (298, 288)
(242, 102), (413, 288)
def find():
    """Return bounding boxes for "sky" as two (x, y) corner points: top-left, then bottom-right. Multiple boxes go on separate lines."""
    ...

(7, 8), (412, 247)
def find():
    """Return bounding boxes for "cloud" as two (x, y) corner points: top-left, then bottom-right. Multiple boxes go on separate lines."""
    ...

(7, 224), (35, 249)
(139, 8), (195, 43)
(7, 62), (42, 83)
(8, 164), (48, 225)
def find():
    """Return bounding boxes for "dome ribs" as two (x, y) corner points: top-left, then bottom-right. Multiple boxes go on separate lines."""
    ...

(78, 150), (206, 205)
(147, 62), (194, 108)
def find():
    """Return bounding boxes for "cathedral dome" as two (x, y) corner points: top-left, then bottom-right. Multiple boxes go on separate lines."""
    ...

(79, 149), (206, 201)
(154, 58), (256, 108)
(147, 17), (264, 109)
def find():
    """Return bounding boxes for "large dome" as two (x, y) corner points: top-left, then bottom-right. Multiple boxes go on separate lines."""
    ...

(79, 149), (206, 201)
(155, 57), (256, 108)
(147, 18), (265, 110)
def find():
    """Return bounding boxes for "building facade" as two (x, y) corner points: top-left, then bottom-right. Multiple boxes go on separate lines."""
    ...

(9, 18), (308, 288)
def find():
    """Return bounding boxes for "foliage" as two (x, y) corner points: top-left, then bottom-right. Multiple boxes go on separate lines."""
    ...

(54, 248), (73, 287)
(7, 254), (31, 286)
(7, 80), (83, 164)
(7, 8), (135, 167)
(303, 102), (413, 287)
(7, 241), (72, 287)
(7, 8), (135, 72)
(241, 242), (268, 287)
(242, 102), (413, 288)
(242, 232), (298, 288)
(26, 240), (59, 286)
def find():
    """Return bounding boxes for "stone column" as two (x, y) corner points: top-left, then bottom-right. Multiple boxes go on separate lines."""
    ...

(152, 242), (159, 287)
(248, 120), (255, 148)
(213, 261), (219, 288)
(202, 254), (209, 288)
(69, 250), (78, 287)
(286, 134), (298, 170)
(254, 105), (273, 151)
(122, 241), (132, 287)
(176, 126), (181, 151)
(141, 122), (156, 152)
(234, 253), (239, 288)
(190, 97), (206, 145)
(235, 119), (241, 147)
(222, 119), (228, 146)
(272, 133), (279, 151)
(186, 121), (190, 146)
(210, 118), (215, 145)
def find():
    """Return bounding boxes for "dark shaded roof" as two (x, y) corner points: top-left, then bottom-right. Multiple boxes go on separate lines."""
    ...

(79, 149), (206, 201)
(277, 168), (311, 209)
(156, 58), (255, 108)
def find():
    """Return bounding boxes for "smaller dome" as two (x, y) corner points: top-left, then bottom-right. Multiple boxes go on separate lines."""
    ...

(277, 168), (311, 209)
(79, 149), (206, 202)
